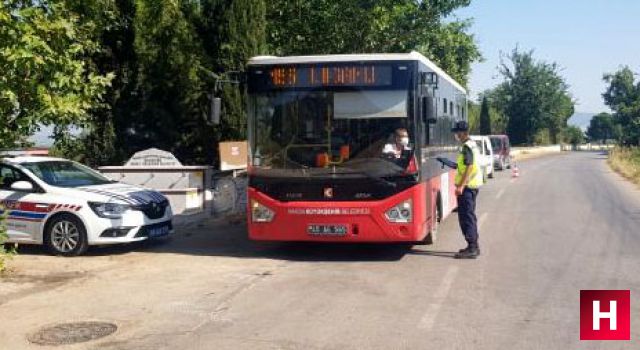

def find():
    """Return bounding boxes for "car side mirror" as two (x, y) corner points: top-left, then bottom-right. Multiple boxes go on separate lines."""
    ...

(11, 180), (34, 192)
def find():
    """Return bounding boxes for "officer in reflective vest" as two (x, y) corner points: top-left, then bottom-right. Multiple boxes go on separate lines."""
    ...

(451, 121), (483, 259)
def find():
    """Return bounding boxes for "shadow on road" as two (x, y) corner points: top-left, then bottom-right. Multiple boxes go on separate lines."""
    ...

(142, 225), (413, 262)
(11, 221), (412, 262)
(408, 249), (458, 259)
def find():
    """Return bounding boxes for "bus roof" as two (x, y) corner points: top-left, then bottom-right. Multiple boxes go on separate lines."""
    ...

(248, 51), (466, 94)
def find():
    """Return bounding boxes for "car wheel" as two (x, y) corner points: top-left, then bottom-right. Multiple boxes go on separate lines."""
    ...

(45, 214), (89, 257)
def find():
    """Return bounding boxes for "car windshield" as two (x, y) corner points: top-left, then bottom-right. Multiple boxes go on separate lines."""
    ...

(20, 161), (114, 188)
(249, 89), (414, 178)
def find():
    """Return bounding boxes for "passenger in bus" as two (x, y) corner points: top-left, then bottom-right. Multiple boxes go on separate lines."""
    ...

(382, 128), (411, 159)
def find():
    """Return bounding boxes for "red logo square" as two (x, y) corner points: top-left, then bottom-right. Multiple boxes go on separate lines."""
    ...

(580, 290), (630, 340)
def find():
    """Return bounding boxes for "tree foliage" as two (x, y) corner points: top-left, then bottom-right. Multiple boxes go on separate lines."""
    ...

(55, 0), (267, 165)
(490, 48), (575, 145)
(267, 0), (481, 86)
(5, 0), (478, 165)
(563, 125), (585, 146)
(0, 0), (113, 150)
(603, 66), (640, 146)
(587, 112), (619, 144)
(479, 96), (491, 135)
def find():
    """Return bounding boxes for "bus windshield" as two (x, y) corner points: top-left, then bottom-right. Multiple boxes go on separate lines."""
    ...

(249, 88), (414, 178)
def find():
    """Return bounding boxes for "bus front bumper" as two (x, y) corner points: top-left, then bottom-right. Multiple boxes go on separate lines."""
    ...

(247, 186), (427, 243)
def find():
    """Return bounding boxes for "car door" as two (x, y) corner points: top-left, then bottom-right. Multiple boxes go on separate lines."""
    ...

(0, 164), (44, 242)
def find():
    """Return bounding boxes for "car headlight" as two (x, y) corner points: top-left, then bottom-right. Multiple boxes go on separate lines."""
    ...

(251, 200), (275, 223)
(88, 202), (131, 219)
(385, 199), (412, 223)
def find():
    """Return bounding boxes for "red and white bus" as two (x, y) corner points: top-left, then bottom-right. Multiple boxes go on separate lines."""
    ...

(246, 51), (467, 244)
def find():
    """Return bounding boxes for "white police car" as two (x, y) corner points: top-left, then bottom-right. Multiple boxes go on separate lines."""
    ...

(0, 156), (173, 256)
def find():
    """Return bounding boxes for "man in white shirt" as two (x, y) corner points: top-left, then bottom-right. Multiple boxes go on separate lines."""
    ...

(382, 128), (411, 159)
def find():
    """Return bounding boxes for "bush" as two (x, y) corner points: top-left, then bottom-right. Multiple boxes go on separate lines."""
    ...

(0, 207), (17, 274)
(608, 147), (640, 185)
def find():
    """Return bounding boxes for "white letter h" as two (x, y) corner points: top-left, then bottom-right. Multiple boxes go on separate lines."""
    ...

(593, 300), (617, 331)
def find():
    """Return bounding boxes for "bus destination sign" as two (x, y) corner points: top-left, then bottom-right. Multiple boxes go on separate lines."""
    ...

(268, 65), (392, 88)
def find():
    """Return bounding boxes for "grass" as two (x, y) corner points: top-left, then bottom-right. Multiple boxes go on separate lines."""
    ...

(608, 147), (640, 186)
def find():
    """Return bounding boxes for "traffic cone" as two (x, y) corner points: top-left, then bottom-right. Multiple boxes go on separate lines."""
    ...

(512, 163), (520, 178)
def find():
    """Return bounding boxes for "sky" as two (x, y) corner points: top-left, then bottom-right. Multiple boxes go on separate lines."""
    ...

(455, 0), (640, 113)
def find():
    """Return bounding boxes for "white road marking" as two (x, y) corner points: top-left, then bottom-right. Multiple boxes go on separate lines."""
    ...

(418, 266), (460, 331)
(479, 212), (489, 229)
(495, 188), (506, 200)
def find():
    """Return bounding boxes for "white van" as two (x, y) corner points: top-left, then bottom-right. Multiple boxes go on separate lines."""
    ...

(470, 136), (494, 182)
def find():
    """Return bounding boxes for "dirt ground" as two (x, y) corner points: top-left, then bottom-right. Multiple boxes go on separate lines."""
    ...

(0, 215), (282, 350)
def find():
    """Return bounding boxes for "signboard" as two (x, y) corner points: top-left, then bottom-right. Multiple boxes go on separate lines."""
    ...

(125, 148), (182, 167)
(219, 141), (247, 171)
(268, 65), (392, 88)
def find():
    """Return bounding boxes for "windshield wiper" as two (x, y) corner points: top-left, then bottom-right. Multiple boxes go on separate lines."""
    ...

(312, 168), (398, 188)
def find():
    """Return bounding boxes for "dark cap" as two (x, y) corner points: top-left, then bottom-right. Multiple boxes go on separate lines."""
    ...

(451, 120), (469, 133)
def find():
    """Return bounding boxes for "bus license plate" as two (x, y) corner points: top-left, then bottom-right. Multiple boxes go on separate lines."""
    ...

(308, 224), (348, 236)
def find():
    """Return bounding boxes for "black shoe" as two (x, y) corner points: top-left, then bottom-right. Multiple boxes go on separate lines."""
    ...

(455, 247), (479, 259)
(458, 245), (481, 255)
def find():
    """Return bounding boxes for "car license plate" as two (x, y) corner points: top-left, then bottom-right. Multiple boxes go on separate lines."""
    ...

(148, 224), (170, 238)
(307, 224), (348, 236)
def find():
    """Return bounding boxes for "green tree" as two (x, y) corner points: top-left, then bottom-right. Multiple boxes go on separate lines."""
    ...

(492, 48), (575, 145)
(603, 66), (640, 146)
(58, 0), (136, 166)
(563, 125), (585, 146)
(479, 96), (491, 135)
(587, 112), (618, 144)
(195, 0), (267, 163)
(267, 0), (481, 86)
(467, 101), (480, 133)
(0, 0), (113, 150)
(60, 0), (267, 166)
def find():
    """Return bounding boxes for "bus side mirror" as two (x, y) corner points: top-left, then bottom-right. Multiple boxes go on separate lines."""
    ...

(209, 96), (222, 125)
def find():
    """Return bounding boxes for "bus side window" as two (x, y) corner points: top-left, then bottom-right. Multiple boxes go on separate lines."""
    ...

(421, 97), (428, 145)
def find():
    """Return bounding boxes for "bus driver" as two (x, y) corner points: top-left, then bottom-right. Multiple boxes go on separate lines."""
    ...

(382, 128), (411, 159)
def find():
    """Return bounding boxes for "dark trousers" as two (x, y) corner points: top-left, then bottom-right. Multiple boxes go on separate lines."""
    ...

(457, 188), (479, 248)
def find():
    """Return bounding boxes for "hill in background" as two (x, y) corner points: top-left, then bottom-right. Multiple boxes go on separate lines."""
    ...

(568, 113), (595, 131)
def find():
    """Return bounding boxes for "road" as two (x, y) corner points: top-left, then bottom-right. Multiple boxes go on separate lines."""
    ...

(2, 151), (640, 349)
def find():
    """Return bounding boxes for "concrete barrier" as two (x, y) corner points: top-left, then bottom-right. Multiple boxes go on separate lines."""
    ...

(561, 144), (615, 151)
(511, 145), (563, 160)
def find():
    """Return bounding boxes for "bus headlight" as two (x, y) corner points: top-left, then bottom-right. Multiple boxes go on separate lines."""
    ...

(251, 200), (275, 223)
(385, 199), (412, 223)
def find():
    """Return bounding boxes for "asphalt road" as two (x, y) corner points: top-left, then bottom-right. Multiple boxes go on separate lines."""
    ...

(2, 151), (640, 350)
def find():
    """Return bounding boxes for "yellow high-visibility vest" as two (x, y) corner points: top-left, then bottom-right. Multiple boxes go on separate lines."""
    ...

(455, 139), (483, 189)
